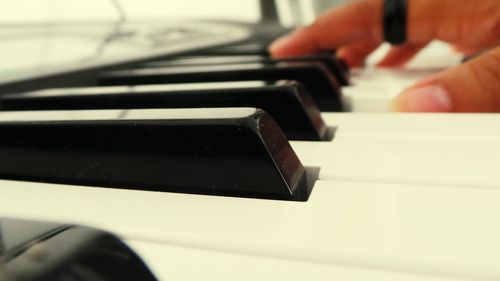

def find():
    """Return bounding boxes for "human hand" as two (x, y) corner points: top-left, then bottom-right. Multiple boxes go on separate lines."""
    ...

(269, 0), (500, 112)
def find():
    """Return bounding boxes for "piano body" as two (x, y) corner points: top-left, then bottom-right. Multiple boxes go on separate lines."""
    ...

(1, 1), (500, 280)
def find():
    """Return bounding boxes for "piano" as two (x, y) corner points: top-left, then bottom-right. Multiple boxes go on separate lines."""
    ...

(1, 1), (500, 280)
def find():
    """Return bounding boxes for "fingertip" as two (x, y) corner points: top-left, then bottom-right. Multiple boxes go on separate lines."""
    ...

(271, 0), (384, 58)
(337, 54), (365, 67)
(337, 41), (381, 67)
(376, 57), (401, 68)
(376, 59), (406, 68)
(268, 34), (293, 58)
(376, 43), (428, 68)
(270, 25), (328, 58)
(376, 60), (404, 68)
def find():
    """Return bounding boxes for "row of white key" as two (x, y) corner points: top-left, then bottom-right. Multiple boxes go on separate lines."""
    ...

(1, 112), (497, 281)
(323, 113), (500, 139)
(1, 111), (499, 281)
(1, 179), (499, 280)
(292, 136), (500, 188)
(128, 239), (483, 281)
(291, 111), (500, 189)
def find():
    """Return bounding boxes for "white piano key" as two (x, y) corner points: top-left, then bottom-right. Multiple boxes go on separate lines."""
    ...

(345, 41), (462, 113)
(365, 41), (462, 69)
(350, 68), (436, 88)
(322, 113), (500, 138)
(343, 68), (430, 112)
(291, 137), (500, 188)
(1, 179), (500, 280)
(343, 91), (393, 112)
(127, 240), (482, 281)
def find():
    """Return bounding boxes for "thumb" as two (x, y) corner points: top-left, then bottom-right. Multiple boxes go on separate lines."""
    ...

(390, 47), (500, 112)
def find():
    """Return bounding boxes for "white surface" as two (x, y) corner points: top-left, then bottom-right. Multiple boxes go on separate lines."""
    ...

(291, 136), (500, 188)
(323, 113), (500, 138)
(1, 179), (500, 280)
(0, 0), (260, 24)
(128, 240), (483, 281)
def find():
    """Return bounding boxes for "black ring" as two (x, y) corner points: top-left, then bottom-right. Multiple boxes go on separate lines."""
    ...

(383, 0), (408, 45)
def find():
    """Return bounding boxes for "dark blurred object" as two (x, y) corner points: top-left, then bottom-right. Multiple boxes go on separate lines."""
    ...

(259, 0), (279, 22)
(0, 218), (158, 281)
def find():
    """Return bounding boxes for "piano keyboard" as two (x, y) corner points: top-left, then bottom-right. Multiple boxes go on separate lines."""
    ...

(1, 20), (499, 281)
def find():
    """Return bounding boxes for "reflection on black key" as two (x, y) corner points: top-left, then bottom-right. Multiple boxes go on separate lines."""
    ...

(99, 62), (342, 111)
(0, 81), (331, 141)
(0, 217), (158, 281)
(144, 53), (350, 86)
(198, 41), (269, 56)
(0, 108), (309, 201)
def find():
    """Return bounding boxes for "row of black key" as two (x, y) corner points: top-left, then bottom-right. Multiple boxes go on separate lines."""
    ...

(100, 55), (345, 111)
(0, 43), (350, 201)
(1, 81), (332, 141)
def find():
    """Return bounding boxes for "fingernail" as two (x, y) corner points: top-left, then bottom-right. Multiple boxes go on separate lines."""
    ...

(390, 84), (452, 112)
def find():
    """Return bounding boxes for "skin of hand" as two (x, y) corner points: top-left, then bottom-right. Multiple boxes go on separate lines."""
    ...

(268, 0), (500, 112)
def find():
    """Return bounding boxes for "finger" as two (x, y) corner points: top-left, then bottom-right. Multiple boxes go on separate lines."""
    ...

(270, 0), (500, 58)
(337, 41), (381, 67)
(390, 46), (500, 112)
(451, 45), (482, 55)
(376, 43), (428, 67)
(269, 0), (383, 58)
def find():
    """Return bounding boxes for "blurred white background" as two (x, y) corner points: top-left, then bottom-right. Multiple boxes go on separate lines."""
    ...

(0, 0), (352, 75)
(0, 0), (260, 24)
(0, 0), (349, 26)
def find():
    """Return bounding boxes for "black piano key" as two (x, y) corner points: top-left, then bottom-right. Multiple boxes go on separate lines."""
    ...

(0, 108), (309, 201)
(290, 54), (349, 86)
(0, 217), (158, 281)
(99, 62), (343, 111)
(337, 58), (350, 74)
(0, 81), (331, 141)
(144, 53), (350, 86)
(145, 54), (266, 66)
(199, 41), (269, 56)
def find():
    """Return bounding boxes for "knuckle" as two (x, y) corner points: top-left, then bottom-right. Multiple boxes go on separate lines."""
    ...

(466, 48), (500, 109)
(478, 50), (500, 83)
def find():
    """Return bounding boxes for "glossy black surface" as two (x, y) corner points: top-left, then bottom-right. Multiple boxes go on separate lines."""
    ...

(144, 53), (350, 86)
(99, 62), (342, 111)
(0, 218), (157, 281)
(0, 108), (309, 201)
(0, 219), (64, 255)
(0, 21), (249, 94)
(1, 81), (330, 141)
(199, 41), (269, 56)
